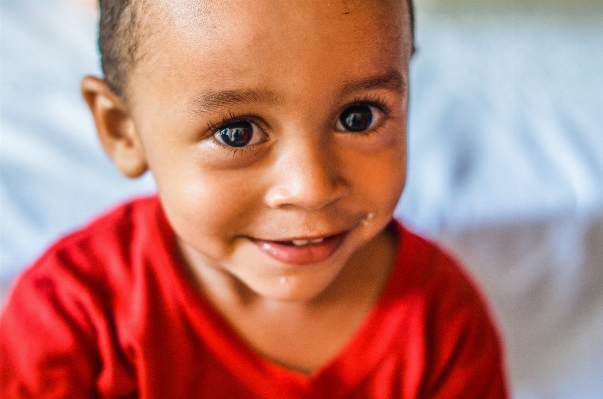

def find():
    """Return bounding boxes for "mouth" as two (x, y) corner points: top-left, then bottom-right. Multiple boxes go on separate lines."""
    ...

(251, 231), (348, 265)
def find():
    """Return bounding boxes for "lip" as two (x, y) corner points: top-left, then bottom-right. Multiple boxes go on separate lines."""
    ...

(251, 231), (348, 265)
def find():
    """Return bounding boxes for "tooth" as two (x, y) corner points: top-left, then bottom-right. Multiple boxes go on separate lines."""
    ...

(292, 240), (310, 246)
(310, 238), (324, 243)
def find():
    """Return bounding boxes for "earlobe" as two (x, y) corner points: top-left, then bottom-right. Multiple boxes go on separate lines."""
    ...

(81, 76), (148, 178)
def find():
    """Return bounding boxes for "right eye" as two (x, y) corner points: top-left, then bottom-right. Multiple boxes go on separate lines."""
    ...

(213, 121), (267, 148)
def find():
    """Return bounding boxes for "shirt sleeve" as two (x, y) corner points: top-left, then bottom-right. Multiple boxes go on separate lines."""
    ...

(0, 269), (102, 398)
(422, 252), (509, 399)
(0, 256), (137, 399)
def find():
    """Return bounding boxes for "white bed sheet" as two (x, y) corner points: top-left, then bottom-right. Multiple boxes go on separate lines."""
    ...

(1, 2), (602, 398)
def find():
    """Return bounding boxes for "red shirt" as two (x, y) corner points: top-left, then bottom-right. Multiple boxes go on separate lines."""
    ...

(1, 197), (508, 398)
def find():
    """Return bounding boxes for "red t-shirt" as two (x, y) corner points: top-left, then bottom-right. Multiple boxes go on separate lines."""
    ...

(0, 197), (508, 398)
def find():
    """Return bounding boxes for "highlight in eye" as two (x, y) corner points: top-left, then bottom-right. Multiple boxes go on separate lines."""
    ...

(212, 120), (267, 148)
(218, 121), (252, 147)
(335, 103), (384, 133)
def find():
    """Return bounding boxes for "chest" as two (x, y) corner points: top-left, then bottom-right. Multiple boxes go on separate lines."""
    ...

(121, 302), (427, 399)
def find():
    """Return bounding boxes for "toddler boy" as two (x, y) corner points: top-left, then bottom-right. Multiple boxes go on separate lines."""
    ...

(0, 0), (508, 397)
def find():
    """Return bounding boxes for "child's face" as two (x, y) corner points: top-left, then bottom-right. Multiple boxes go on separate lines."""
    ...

(124, 0), (411, 301)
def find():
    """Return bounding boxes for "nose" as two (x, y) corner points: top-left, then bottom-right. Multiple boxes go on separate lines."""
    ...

(264, 138), (349, 210)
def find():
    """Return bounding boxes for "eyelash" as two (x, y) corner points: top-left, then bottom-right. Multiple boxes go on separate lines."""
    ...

(205, 94), (392, 153)
(346, 95), (391, 116)
(206, 111), (254, 135)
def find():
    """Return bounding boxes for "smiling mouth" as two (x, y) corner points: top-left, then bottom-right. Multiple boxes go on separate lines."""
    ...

(251, 232), (348, 265)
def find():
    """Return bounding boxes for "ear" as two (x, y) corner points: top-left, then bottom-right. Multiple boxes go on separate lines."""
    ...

(81, 76), (148, 178)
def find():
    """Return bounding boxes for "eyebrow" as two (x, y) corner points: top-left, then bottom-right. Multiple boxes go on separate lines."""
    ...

(191, 89), (280, 114)
(190, 70), (405, 114)
(338, 70), (406, 98)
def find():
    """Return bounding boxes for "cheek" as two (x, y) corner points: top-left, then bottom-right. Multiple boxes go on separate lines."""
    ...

(344, 139), (407, 213)
(370, 158), (407, 212)
(152, 158), (263, 254)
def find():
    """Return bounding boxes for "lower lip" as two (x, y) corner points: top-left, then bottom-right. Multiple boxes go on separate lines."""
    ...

(252, 233), (347, 265)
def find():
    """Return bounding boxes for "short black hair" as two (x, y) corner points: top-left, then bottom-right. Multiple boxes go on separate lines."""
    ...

(98, 0), (415, 100)
(98, 0), (144, 99)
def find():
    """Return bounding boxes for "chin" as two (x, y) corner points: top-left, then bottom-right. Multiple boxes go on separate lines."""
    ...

(239, 264), (345, 304)
(255, 285), (329, 303)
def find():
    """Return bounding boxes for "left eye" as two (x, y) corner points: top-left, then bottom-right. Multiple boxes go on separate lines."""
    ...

(335, 104), (380, 132)
(213, 121), (266, 147)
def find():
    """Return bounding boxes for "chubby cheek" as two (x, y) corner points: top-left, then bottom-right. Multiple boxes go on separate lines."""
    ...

(153, 158), (262, 259)
(344, 131), (407, 222)
(363, 157), (406, 228)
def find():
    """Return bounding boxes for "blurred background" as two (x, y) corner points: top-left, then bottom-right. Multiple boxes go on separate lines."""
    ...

(1, 0), (602, 397)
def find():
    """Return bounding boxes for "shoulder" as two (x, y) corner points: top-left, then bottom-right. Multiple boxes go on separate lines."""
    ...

(0, 198), (159, 397)
(388, 220), (509, 397)
(47, 195), (162, 258)
(390, 220), (496, 329)
(33, 195), (159, 267)
(391, 221), (480, 302)
(0, 196), (165, 396)
(2, 196), (164, 315)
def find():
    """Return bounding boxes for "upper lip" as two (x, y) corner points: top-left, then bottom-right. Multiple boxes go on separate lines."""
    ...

(250, 229), (348, 243)
(246, 213), (365, 243)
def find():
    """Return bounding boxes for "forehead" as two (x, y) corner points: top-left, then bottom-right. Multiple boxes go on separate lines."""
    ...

(153, 0), (407, 29)
(150, 0), (409, 53)
(131, 0), (411, 107)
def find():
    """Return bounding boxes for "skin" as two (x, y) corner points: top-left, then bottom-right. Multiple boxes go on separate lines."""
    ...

(82, 0), (412, 374)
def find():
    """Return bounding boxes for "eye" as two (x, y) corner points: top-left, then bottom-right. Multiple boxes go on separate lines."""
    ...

(213, 121), (266, 148)
(335, 104), (381, 132)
